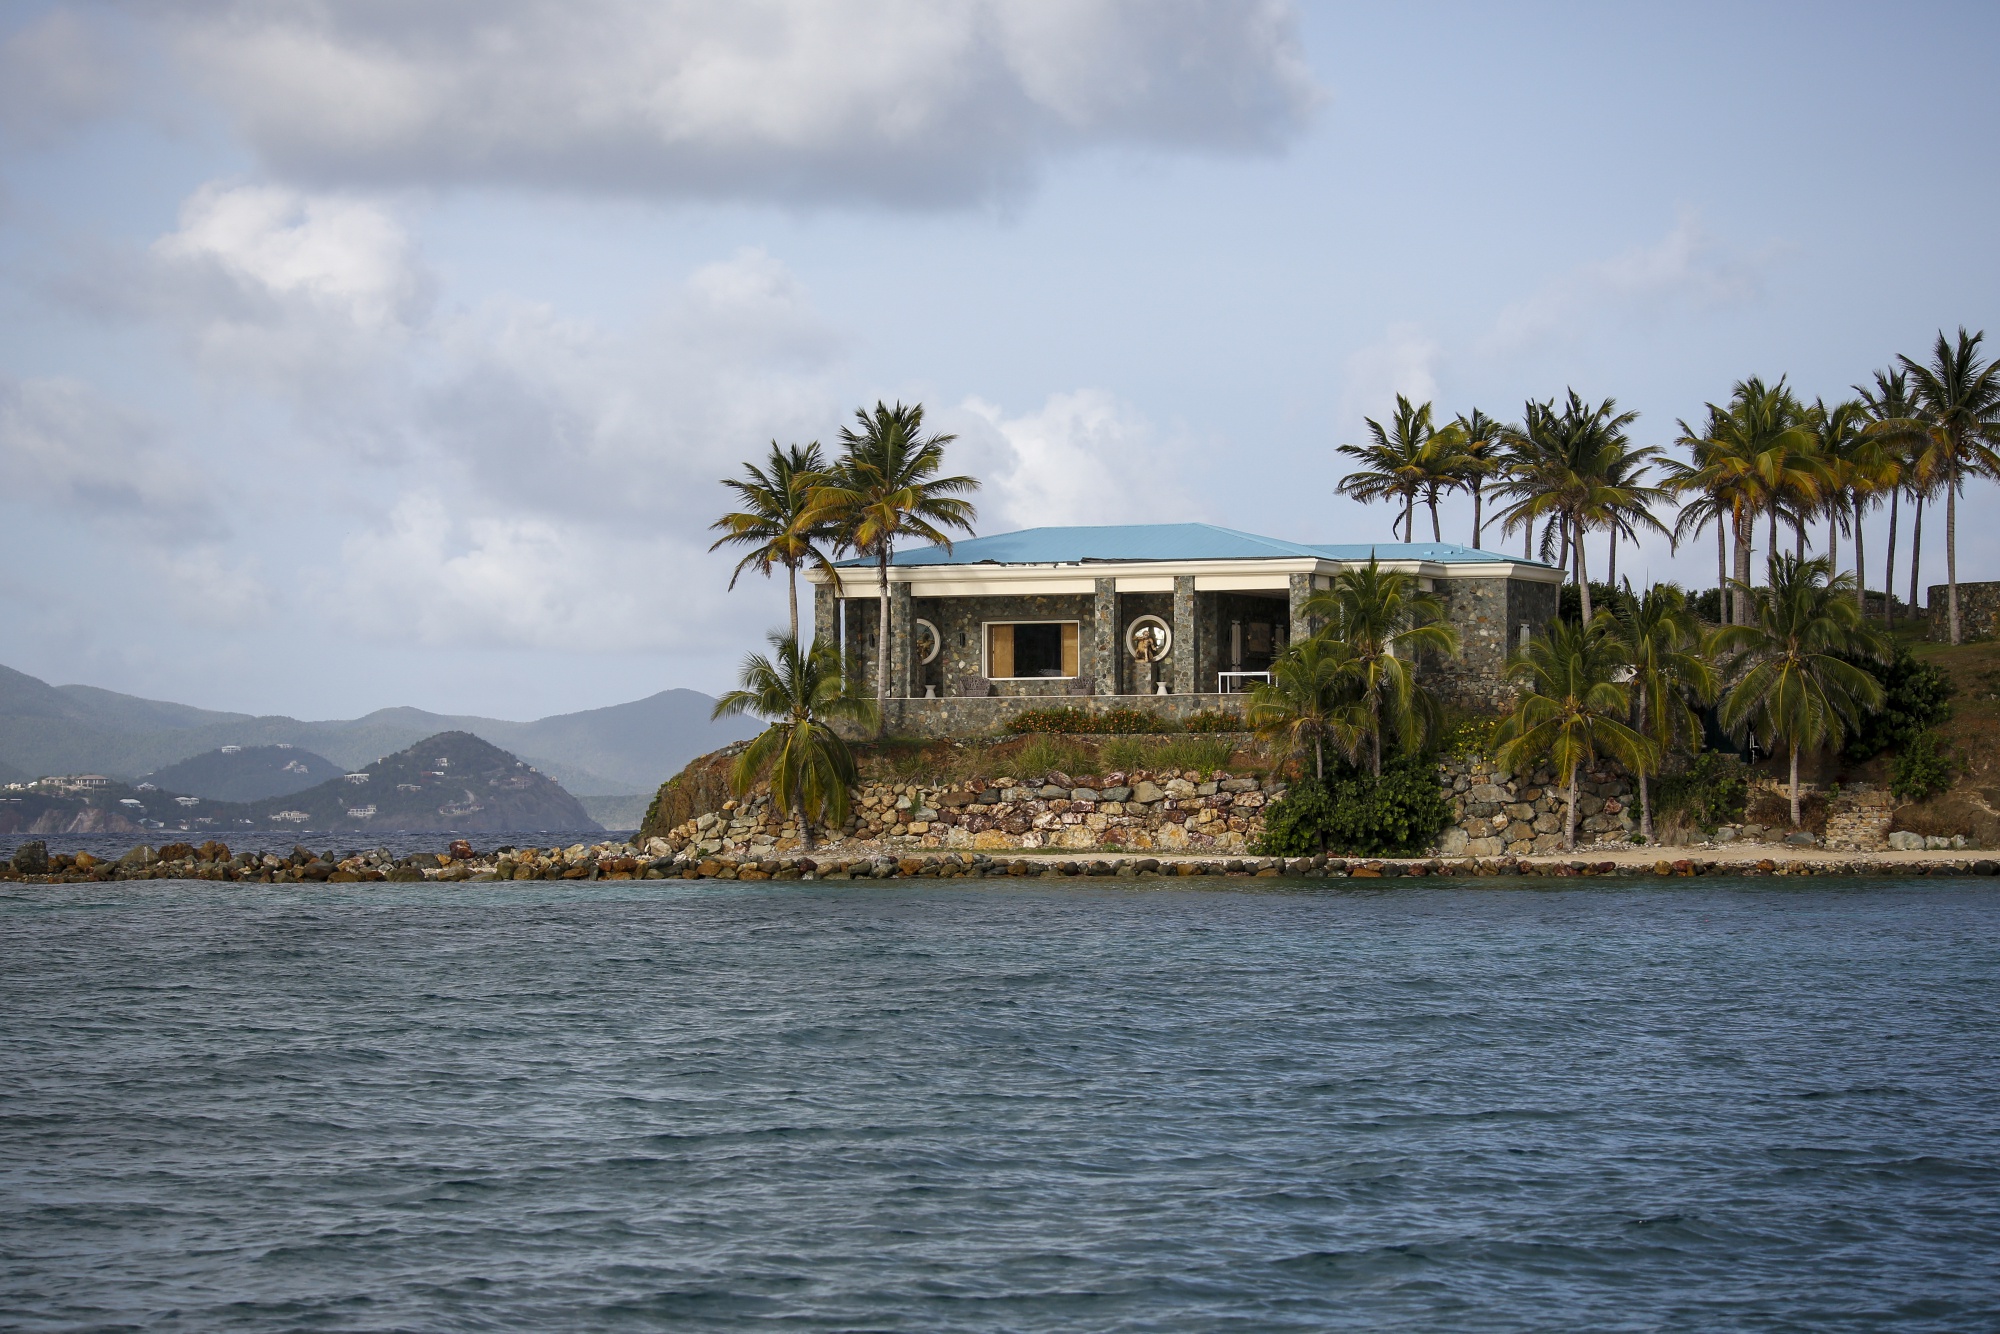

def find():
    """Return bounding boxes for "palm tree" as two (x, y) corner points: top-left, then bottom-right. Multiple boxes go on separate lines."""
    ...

(1893, 329), (2000, 644)
(1410, 426), (1483, 542)
(1492, 390), (1653, 624)
(1663, 407), (1742, 622)
(1245, 636), (1364, 781)
(1299, 557), (1459, 775)
(1599, 586), (1717, 843)
(1449, 407), (1508, 548)
(710, 441), (841, 644)
(1494, 618), (1650, 852)
(1857, 367), (1920, 627)
(1582, 433), (1670, 594)
(1673, 377), (1817, 624)
(1805, 397), (1887, 617)
(1337, 395), (1435, 541)
(711, 632), (879, 852)
(812, 402), (979, 727)
(1715, 553), (1887, 826)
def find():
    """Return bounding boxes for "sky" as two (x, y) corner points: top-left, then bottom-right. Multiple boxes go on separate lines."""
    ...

(2, 0), (1997, 720)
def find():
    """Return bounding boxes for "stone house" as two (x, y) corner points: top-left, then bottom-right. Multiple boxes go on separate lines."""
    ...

(809, 523), (1559, 736)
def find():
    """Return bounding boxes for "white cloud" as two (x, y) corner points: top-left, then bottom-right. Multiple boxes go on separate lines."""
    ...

(157, 0), (1319, 206)
(0, 375), (211, 523)
(326, 492), (736, 651)
(1483, 211), (1766, 354)
(951, 389), (1192, 530)
(1339, 322), (1441, 428)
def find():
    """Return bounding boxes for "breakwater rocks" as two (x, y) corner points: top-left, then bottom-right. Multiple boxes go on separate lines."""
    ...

(0, 838), (660, 884)
(10, 837), (2000, 884)
(656, 770), (1277, 860)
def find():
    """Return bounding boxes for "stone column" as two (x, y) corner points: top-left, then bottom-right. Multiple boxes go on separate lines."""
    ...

(1288, 572), (1314, 647)
(813, 583), (838, 651)
(889, 581), (914, 698)
(1172, 575), (1197, 694)
(1093, 578), (1119, 695)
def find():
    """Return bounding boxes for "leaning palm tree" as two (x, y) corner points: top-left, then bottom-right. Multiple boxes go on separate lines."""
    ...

(1245, 636), (1365, 781)
(1299, 557), (1459, 775)
(1494, 619), (1651, 851)
(1337, 395), (1435, 541)
(712, 632), (880, 852)
(1598, 586), (1717, 843)
(1715, 553), (1887, 826)
(1889, 329), (2000, 644)
(1450, 408), (1508, 549)
(710, 441), (841, 643)
(811, 402), (979, 728)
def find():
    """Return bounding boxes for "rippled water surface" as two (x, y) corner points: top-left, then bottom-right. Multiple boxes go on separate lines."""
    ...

(4, 879), (1998, 1331)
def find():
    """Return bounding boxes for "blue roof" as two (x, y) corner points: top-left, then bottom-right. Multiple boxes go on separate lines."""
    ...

(846, 523), (1542, 568)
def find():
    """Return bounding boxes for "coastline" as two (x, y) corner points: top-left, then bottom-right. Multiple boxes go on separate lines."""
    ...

(7, 836), (2000, 884)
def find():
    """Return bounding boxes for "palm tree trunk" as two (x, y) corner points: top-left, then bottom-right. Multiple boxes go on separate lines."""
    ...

(1884, 489), (1899, 626)
(1639, 768), (1651, 844)
(1827, 505), (1838, 574)
(1558, 515), (1571, 586)
(1472, 479), (1483, 549)
(1607, 527), (1618, 590)
(1369, 696), (1382, 777)
(795, 791), (815, 852)
(1789, 742), (1801, 827)
(1768, 505), (1778, 573)
(1720, 520), (1736, 628)
(787, 564), (800, 645)
(1403, 494), (1414, 542)
(1524, 519), (1532, 561)
(1909, 492), (1924, 619)
(1429, 489), (1442, 542)
(1577, 532), (1593, 624)
(1315, 737), (1324, 782)
(1733, 508), (1753, 625)
(875, 549), (891, 735)
(1853, 499), (1867, 616)
(1565, 768), (1578, 851)
(1794, 516), (1805, 560)
(1948, 466), (1961, 644)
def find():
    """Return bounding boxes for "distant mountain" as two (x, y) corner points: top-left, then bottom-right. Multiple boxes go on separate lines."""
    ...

(0, 663), (759, 795)
(1, 731), (598, 836)
(239, 731), (598, 833)
(141, 745), (346, 803)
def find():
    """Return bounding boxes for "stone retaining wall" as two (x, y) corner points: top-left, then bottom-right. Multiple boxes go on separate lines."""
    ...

(849, 694), (1248, 741)
(1927, 580), (2000, 640)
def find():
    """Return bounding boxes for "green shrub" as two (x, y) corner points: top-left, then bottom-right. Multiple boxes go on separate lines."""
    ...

(1891, 731), (1957, 803)
(1007, 707), (1166, 735)
(1654, 751), (1748, 831)
(1841, 646), (1954, 761)
(1557, 580), (1622, 624)
(1148, 735), (1235, 778)
(1254, 755), (1453, 857)
(1440, 714), (1499, 759)
(1181, 709), (1247, 734)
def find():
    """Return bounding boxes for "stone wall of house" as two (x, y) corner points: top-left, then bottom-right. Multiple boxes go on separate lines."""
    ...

(1926, 581), (2000, 640)
(1823, 785), (1894, 850)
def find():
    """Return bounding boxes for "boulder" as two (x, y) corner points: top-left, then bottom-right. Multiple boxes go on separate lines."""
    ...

(10, 841), (47, 875)
(1131, 780), (1166, 804)
(1887, 830), (1925, 851)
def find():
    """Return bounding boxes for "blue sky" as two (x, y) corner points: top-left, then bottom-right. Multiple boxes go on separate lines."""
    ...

(2, 1), (1996, 719)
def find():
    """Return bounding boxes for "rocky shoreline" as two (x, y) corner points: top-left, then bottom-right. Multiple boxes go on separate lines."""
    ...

(7, 836), (2000, 884)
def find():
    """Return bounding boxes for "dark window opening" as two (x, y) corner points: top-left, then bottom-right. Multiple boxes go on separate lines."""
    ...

(1014, 623), (1065, 677)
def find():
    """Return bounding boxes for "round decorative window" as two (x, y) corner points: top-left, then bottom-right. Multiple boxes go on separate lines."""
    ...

(912, 618), (942, 665)
(1126, 616), (1172, 662)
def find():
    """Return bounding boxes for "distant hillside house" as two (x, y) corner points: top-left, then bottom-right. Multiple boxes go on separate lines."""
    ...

(809, 524), (1559, 736)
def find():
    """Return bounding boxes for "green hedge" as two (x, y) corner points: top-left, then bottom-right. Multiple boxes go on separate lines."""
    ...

(1007, 707), (1230, 736)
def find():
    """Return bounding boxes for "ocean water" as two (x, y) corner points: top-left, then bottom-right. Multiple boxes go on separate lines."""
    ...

(3, 879), (1997, 1332)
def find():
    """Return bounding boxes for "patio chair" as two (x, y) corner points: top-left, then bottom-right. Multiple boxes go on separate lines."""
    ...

(955, 674), (993, 698)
